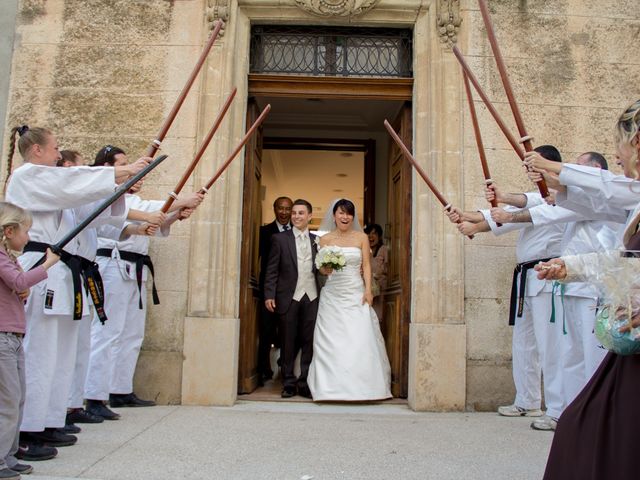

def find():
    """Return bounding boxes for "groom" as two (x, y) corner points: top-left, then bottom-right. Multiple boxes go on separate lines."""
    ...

(264, 199), (320, 398)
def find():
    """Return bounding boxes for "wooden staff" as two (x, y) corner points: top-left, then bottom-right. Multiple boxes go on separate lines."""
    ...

(383, 120), (473, 239)
(200, 104), (272, 194)
(161, 87), (237, 213)
(477, 0), (531, 150)
(452, 47), (550, 198)
(453, 47), (523, 159)
(462, 71), (501, 225)
(476, 0), (550, 198)
(144, 20), (224, 158)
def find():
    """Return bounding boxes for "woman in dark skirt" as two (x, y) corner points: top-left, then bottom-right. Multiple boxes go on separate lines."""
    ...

(532, 99), (640, 480)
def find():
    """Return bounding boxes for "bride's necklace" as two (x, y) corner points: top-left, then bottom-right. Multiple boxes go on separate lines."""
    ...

(336, 229), (354, 239)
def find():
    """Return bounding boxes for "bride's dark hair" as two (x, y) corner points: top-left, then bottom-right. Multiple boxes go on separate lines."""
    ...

(332, 198), (355, 216)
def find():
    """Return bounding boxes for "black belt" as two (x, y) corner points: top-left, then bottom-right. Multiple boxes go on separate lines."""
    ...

(509, 257), (552, 326)
(24, 241), (107, 323)
(96, 248), (160, 309)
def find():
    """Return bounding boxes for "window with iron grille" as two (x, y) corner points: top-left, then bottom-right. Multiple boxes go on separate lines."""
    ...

(250, 26), (413, 78)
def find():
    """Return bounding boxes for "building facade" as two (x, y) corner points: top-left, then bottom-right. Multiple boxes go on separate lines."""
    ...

(1, 0), (638, 410)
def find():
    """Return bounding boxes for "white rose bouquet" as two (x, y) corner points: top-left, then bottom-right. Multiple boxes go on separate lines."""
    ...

(315, 245), (346, 271)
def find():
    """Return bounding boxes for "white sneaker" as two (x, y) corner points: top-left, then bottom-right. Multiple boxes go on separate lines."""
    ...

(530, 415), (558, 431)
(497, 404), (544, 417)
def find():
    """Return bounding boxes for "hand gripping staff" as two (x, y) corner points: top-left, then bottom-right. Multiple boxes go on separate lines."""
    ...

(475, 0), (550, 198)
(383, 120), (474, 239)
(161, 87), (237, 213)
(144, 20), (224, 159)
(451, 46), (549, 199)
(461, 71), (501, 226)
(199, 104), (271, 196)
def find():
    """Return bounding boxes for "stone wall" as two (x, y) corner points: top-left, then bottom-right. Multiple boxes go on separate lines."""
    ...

(2, 0), (207, 404)
(460, 0), (640, 410)
(0, 0), (18, 153)
(2, 0), (639, 410)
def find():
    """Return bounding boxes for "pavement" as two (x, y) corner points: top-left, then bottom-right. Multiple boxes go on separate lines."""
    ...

(26, 401), (553, 480)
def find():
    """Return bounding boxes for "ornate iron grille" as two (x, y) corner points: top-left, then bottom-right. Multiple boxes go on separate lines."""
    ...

(250, 26), (412, 78)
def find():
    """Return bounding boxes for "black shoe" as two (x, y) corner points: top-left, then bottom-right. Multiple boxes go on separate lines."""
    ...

(0, 467), (20, 480)
(281, 386), (296, 398)
(66, 408), (104, 424)
(62, 423), (81, 434)
(86, 400), (120, 420)
(297, 385), (312, 399)
(16, 442), (57, 461)
(8, 463), (33, 474)
(23, 429), (77, 447)
(109, 393), (156, 408)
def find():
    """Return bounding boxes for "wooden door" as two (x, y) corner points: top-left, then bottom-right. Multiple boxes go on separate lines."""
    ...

(381, 102), (412, 398)
(238, 98), (263, 393)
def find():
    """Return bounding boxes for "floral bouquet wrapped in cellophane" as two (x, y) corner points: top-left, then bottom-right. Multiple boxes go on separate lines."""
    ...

(315, 245), (346, 272)
(572, 250), (640, 355)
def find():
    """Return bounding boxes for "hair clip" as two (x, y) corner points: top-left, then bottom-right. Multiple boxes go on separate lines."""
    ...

(17, 125), (29, 136)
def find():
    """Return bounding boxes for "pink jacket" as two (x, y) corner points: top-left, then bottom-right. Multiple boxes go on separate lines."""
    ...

(0, 248), (47, 333)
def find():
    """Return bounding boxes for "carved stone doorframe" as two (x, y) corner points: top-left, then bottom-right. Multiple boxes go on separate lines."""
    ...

(182, 0), (467, 411)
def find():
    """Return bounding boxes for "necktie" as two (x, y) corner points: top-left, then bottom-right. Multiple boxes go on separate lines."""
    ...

(298, 233), (308, 254)
(283, 224), (290, 231)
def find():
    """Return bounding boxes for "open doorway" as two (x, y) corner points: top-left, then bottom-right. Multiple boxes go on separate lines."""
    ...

(238, 93), (412, 400)
(261, 141), (373, 230)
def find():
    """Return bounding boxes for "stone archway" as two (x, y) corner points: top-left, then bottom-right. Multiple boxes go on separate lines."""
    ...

(181, 0), (467, 411)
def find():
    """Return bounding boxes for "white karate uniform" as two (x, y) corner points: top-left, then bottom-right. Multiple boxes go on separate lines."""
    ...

(484, 193), (565, 416)
(84, 195), (172, 401)
(67, 200), (127, 410)
(5, 163), (116, 431)
(528, 205), (625, 414)
(558, 164), (640, 211)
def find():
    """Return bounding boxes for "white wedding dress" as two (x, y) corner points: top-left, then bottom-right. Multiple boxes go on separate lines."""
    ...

(308, 246), (392, 401)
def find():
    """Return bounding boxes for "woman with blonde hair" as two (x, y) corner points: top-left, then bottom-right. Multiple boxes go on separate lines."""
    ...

(532, 100), (640, 480)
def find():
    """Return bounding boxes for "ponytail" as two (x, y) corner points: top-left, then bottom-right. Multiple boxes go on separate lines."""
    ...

(4, 126), (24, 193)
(4, 125), (53, 192)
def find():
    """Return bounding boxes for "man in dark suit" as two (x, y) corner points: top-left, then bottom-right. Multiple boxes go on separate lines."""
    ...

(257, 196), (293, 384)
(264, 199), (319, 398)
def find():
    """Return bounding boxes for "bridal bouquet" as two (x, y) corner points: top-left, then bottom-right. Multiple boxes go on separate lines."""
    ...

(315, 245), (346, 271)
(577, 250), (640, 355)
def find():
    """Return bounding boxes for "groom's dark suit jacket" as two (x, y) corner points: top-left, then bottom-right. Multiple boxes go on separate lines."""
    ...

(263, 229), (320, 315)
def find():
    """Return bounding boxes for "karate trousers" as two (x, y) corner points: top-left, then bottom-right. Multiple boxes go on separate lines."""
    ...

(68, 311), (92, 409)
(84, 258), (146, 400)
(21, 286), (80, 432)
(557, 295), (607, 410)
(512, 291), (565, 418)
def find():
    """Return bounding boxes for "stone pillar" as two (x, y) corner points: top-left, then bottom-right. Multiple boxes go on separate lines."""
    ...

(408, 2), (466, 411)
(181, 3), (251, 406)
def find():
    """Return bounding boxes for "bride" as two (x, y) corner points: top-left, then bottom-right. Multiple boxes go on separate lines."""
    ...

(307, 198), (391, 401)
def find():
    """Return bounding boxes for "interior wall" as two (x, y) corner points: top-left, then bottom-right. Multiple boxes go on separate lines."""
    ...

(261, 149), (365, 227)
(265, 128), (391, 233)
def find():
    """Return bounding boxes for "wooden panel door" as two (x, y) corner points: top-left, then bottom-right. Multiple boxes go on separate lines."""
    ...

(381, 102), (412, 398)
(238, 98), (263, 393)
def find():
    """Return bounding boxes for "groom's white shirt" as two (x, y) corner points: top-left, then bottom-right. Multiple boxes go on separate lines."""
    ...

(292, 227), (317, 302)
